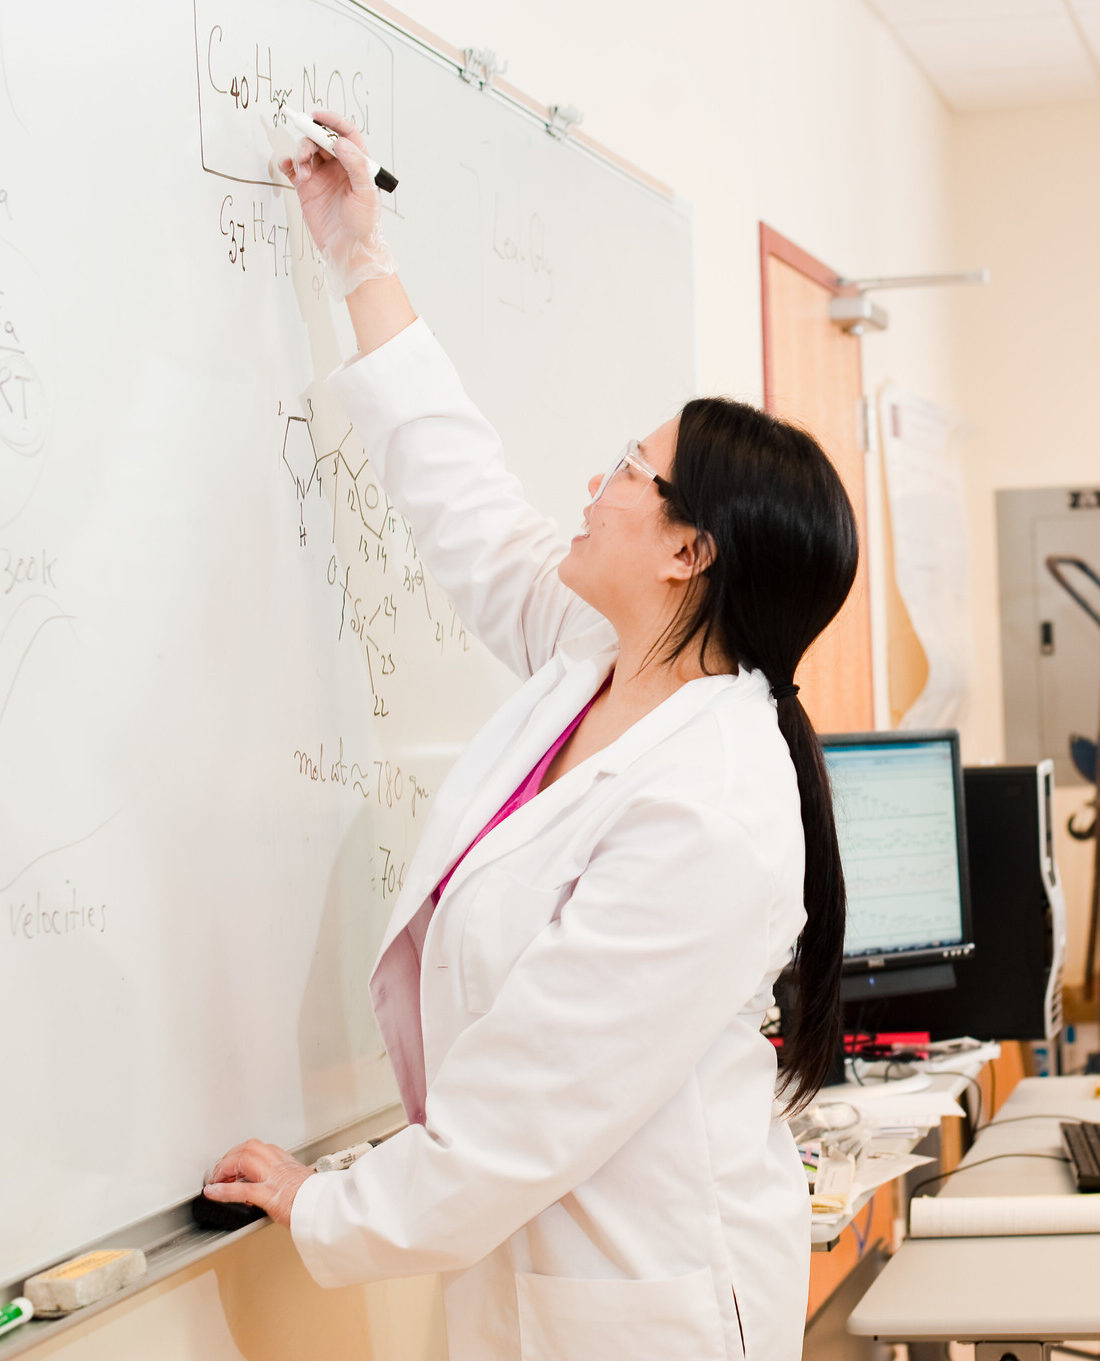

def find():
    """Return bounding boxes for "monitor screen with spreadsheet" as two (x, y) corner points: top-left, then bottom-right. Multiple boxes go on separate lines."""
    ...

(821, 731), (975, 988)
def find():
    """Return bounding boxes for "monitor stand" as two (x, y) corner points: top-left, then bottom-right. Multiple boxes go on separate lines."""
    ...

(840, 961), (957, 1003)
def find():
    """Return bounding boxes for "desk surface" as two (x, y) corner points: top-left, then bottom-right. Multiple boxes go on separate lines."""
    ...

(848, 1076), (1100, 1343)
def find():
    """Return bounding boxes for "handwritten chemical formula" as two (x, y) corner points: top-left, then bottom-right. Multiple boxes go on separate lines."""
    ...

(195, 0), (396, 189)
(278, 405), (471, 733)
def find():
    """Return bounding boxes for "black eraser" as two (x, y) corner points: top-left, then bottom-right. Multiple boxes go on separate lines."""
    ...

(191, 1192), (267, 1231)
(374, 166), (398, 194)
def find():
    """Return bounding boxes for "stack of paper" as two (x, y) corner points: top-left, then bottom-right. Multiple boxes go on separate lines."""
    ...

(842, 1083), (965, 1133)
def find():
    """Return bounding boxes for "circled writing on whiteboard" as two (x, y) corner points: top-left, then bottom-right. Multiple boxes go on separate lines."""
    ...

(0, 353), (46, 457)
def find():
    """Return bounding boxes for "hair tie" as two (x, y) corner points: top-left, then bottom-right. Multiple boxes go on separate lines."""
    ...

(771, 682), (800, 702)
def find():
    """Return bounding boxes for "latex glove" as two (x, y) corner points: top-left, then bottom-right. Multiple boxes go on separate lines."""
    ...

(203, 1139), (316, 1228)
(278, 107), (395, 296)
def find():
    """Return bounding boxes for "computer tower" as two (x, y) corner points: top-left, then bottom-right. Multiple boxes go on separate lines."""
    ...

(843, 761), (1066, 1042)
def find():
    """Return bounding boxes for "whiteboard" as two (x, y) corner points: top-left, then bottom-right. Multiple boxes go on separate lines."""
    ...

(0, 0), (694, 1283)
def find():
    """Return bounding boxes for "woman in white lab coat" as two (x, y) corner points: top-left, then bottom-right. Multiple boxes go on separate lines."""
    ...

(205, 113), (859, 1361)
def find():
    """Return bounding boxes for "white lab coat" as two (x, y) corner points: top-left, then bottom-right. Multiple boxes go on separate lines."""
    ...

(290, 319), (812, 1361)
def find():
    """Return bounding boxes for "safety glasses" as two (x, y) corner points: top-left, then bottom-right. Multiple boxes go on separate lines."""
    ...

(591, 440), (674, 509)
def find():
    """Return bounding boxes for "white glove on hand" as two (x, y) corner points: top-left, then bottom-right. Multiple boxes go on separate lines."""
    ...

(278, 107), (395, 296)
(203, 1139), (316, 1228)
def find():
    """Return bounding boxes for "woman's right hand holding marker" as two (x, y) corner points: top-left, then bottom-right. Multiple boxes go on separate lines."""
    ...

(279, 108), (395, 296)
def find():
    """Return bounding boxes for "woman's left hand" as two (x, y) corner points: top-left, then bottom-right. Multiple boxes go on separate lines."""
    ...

(203, 1139), (315, 1228)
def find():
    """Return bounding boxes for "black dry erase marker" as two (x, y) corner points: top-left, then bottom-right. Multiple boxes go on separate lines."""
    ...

(283, 108), (398, 193)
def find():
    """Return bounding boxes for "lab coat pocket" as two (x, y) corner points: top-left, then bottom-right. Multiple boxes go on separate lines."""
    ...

(459, 869), (564, 1015)
(516, 1268), (729, 1361)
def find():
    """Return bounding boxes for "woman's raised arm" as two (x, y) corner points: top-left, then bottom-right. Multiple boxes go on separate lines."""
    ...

(281, 111), (605, 676)
(279, 108), (416, 352)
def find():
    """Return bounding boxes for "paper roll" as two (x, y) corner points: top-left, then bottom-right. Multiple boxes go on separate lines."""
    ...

(910, 1194), (1100, 1238)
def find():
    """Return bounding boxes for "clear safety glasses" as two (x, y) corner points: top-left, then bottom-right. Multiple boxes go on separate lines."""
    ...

(591, 439), (674, 510)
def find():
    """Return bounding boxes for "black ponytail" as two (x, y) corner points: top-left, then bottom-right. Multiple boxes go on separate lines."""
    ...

(772, 696), (847, 1109)
(659, 398), (859, 1113)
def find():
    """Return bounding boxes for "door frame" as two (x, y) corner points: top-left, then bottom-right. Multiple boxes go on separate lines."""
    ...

(758, 221), (888, 730)
(759, 222), (856, 414)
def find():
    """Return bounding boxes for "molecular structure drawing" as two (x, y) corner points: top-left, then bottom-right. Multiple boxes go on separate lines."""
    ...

(281, 416), (397, 549)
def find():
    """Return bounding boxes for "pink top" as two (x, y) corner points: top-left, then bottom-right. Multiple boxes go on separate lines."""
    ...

(393, 677), (608, 1125)
(431, 677), (608, 904)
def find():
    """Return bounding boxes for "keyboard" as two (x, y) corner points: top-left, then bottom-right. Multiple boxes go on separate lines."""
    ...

(1060, 1121), (1100, 1192)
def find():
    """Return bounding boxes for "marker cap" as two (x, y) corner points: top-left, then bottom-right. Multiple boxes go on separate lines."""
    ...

(0, 1297), (34, 1337)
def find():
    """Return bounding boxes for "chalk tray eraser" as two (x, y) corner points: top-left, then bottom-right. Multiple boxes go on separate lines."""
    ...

(25, 1248), (147, 1314)
(191, 1192), (267, 1232)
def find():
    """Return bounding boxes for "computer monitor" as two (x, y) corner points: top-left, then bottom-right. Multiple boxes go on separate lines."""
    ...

(834, 762), (1065, 1044)
(821, 730), (975, 1010)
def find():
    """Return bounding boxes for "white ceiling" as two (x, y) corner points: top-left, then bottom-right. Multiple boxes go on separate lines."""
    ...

(864, 0), (1100, 110)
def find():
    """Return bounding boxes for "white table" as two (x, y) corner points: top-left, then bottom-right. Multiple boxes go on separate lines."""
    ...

(847, 1076), (1100, 1354)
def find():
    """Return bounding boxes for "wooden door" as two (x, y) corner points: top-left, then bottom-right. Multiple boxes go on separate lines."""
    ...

(760, 224), (874, 734)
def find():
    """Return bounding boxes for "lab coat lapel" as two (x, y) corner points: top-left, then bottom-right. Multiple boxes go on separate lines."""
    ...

(372, 637), (618, 962)
(438, 645), (616, 883)
(437, 669), (743, 903)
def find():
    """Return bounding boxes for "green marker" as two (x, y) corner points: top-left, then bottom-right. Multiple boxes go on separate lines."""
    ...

(0, 1297), (34, 1337)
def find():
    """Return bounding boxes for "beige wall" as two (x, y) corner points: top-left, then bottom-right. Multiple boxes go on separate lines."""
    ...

(950, 100), (1100, 986)
(405, 0), (958, 409)
(951, 100), (1100, 761)
(27, 1232), (445, 1361)
(33, 5), (1096, 1359)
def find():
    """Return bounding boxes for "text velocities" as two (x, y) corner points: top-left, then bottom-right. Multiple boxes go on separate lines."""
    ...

(7, 889), (108, 942)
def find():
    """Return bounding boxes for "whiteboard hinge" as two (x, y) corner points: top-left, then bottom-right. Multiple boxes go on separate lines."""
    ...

(460, 47), (505, 89)
(547, 104), (584, 140)
(858, 394), (877, 455)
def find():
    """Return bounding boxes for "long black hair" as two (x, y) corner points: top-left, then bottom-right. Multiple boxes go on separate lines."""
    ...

(657, 397), (859, 1112)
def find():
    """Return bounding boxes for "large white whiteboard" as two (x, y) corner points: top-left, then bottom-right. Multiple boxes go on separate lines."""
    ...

(0, 0), (694, 1283)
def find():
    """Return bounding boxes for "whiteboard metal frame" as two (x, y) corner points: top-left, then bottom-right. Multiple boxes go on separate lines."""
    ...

(348, 0), (679, 202)
(0, 1105), (405, 1356)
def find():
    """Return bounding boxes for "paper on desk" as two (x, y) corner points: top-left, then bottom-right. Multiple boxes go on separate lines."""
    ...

(811, 1150), (934, 1226)
(842, 1086), (965, 1131)
(923, 1040), (1000, 1072)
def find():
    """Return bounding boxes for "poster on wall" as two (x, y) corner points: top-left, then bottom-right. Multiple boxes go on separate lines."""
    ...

(878, 385), (975, 730)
